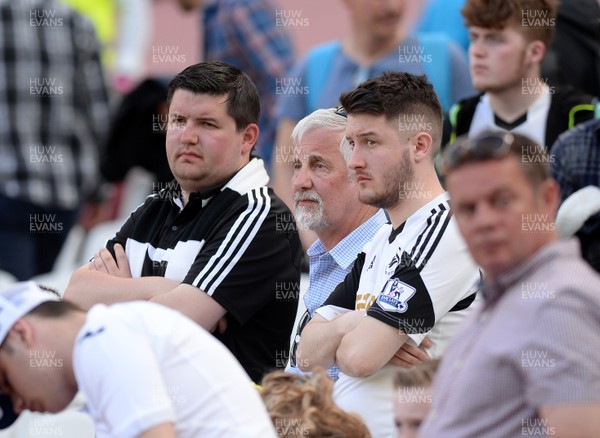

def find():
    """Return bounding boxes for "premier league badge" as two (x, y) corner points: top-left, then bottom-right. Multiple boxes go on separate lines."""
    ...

(376, 277), (416, 313)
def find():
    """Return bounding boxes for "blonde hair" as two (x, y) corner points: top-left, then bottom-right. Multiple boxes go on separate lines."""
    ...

(260, 368), (371, 438)
(394, 358), (441, 389)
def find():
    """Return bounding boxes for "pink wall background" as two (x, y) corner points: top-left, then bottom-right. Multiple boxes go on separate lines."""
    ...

(145, 0), (351, 77)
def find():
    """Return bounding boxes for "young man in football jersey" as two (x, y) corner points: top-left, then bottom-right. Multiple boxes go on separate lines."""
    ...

(443, 0), (599, 150)
(296, 71), (480, 437)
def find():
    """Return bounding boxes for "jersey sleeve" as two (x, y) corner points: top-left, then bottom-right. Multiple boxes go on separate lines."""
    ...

(105, 196), (153, 260)
(366, 252), (436, 338)
(367, 215), (479, 346)
(74, 327), (175, 438)
(183, 188), (301, 326)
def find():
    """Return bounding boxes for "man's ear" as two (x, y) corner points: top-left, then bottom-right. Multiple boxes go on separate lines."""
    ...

(526, 40), (546, 66)
(241, 123), (259, 155)
(540, 178), (560, 217)
(8, 319), (36, 349)
(412, 131), (434, 163)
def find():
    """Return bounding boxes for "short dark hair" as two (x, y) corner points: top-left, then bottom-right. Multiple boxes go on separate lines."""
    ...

(462, 0), (557, 47)
(441, 131), (551, 189)
(28, 300), (82, 318)
(0, 299), (81, 353)
(340, 72), (443, 154)
(167, 61), (260, 132)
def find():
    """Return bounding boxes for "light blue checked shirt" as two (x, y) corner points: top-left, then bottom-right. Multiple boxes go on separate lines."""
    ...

(287, 209), (388, 380)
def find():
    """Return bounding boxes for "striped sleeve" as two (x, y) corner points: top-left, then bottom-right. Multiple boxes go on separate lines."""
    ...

(183, 187), (298, 325)
(367, 206), (474, 339)
(192, 187), (270, 294)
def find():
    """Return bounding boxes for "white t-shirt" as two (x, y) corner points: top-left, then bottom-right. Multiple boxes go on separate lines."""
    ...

(73, 302), (276, 438)
(317, 193), (481, 437)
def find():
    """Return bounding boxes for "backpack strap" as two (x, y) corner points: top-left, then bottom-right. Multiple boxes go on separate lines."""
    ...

(444, 94), (482, 147)
(306, 41), (342, 113)
(546, 87), (600, 147)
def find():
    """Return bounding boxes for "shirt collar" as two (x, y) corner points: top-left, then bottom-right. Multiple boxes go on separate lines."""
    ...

(172, 178), (229, 211)
(172, 157), (268, 210)
(307, 209), (387, 269)
(481, 238), (580, 306)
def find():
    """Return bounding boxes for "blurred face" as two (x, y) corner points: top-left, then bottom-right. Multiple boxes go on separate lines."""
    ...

(166, 90), (255, 195)
(346, 113), (414, 209)
(446, 156), (557, 279)
(345, 0), (404, 41)
(394, 385), (432, 438)
(468, 24), (532, 93)
(0, 326), (75, 414)
(292, 128), (358, 231)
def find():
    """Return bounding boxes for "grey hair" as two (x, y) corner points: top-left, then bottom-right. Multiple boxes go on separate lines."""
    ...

(291, 108), (352, 161)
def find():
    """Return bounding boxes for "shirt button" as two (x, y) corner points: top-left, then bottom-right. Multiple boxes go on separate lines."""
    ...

(171, 225), (177, 231)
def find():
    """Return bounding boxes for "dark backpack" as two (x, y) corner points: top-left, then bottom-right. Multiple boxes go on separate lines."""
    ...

(542, 0), (600, 97)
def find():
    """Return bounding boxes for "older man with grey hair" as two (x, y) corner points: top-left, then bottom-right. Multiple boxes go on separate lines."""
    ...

(287, 107), (402, 380)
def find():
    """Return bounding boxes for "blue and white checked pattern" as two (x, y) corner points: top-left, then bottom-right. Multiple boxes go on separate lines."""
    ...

(288, 209), (387, 380)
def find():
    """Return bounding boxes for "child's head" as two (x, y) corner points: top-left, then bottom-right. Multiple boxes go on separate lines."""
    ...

(393, 359), (440, 438)
(260, 368), (371, 437)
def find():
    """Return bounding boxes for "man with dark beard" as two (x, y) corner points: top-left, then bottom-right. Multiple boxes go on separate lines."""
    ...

(296, 72), (480, 437)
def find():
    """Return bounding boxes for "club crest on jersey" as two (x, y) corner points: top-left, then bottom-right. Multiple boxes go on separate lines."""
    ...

(376, 278), (416, 313)
(385, 253), (400, 275)
(367, 255), (376, 271)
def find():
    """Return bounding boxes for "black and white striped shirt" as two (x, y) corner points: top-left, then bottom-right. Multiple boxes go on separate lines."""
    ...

(321, 192), (479, 351)
(318, 192), (480, 437)
(107, 158), (302, 382)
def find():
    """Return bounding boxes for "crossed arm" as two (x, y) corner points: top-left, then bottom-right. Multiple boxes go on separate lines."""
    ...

(297, 311), (430, 377)
(64, 244), (227, 332)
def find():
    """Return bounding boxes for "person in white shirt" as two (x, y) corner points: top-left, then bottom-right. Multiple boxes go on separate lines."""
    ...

(0, 282), (275, 438)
